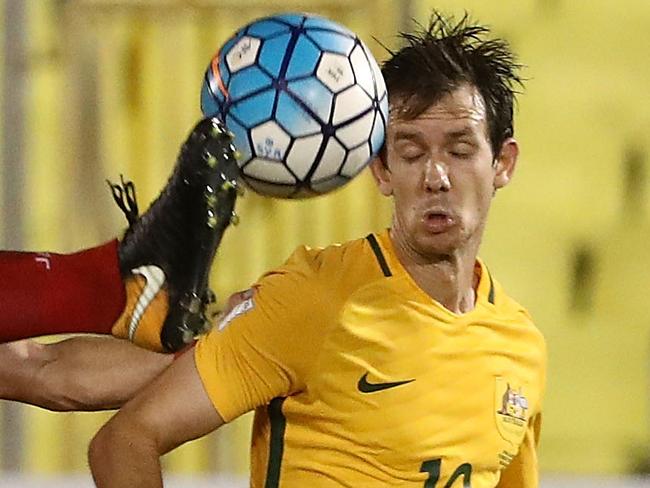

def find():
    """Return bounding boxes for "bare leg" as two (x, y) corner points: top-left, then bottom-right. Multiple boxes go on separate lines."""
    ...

(0, 336), (173, 411)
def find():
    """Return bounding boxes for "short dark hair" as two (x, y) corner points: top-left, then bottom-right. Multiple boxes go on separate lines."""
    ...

(381, 11), (523, 157)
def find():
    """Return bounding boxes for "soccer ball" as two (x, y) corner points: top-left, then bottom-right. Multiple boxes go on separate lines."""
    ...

(200, 13), (388, 198)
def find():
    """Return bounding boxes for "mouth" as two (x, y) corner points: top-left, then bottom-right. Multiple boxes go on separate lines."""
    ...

(422, 210), (455, 233)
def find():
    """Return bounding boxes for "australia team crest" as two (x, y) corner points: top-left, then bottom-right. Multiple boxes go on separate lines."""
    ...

(494, 377), (529, 445)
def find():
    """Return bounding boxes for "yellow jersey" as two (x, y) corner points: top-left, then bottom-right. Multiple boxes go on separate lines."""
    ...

(195, 230), (546, 487)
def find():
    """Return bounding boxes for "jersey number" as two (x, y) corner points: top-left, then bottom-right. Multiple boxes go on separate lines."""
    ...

(420, 458), (472, 487)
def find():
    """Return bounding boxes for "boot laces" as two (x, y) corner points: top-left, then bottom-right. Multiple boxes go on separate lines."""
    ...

(107, 175), (140, 227)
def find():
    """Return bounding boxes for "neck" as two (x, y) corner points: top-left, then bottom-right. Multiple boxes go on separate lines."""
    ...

(389, 230), (480, 314)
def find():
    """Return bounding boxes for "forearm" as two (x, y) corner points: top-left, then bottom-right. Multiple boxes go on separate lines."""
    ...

(90, 419), (164, 488)
(0, 336), (173, 411)
(88, 350), (224, 487)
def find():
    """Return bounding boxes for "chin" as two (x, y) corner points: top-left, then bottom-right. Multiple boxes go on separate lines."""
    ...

(415, 233), (463, 257)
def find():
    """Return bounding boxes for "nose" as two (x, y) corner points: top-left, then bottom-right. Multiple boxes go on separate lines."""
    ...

(423, 161), (451, 192)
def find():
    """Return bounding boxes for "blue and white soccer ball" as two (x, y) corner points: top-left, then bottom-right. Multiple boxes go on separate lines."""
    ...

(200, 13), (388, 198)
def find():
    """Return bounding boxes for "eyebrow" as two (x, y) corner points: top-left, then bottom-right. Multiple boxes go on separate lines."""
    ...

(392, 129), (426, 143)
(444, 128), (477, 141)
(393, 127), (478, 144)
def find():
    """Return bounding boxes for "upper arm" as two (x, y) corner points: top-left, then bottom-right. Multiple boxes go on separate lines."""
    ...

(108, 248), (326, 444)
(194, 264), (328, 422)
(105, 348), (224, 455)
(496, 413), (542, 488)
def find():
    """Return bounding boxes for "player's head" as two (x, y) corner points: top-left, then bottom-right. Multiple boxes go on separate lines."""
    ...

(370, 12), (522, 257)
(380, 11), (522, 158)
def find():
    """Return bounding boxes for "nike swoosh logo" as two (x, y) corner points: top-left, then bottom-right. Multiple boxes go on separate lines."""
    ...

(357, 372), (415, 393)
(128, 265), (166, 340)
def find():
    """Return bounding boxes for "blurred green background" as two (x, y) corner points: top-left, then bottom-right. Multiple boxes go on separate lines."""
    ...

(0, 0), (649, 480)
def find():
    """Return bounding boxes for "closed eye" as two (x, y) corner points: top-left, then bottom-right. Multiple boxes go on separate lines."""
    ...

(449, 143), (477, 159)
(402, 151), (426, 162)
(396, 143), (427, 163)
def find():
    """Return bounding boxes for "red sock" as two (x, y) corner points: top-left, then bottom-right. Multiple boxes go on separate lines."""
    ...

(0, 240), (126, 341)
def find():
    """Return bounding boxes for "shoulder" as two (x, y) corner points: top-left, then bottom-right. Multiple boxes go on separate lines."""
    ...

(490, 275), (547, 360)
(285, 235), (376, 268)
(264, 235), (387, 290)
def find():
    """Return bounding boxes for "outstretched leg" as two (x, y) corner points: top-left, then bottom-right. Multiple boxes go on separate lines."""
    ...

(0, 117), (240, 353)
(0, 241), (125, 342)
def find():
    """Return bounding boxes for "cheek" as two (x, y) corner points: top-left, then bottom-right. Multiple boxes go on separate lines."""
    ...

(475, 181), (497, 218)
(456, 169), (495, 212)
(389, 168), (419, 199)
(391, 177), (421, 222)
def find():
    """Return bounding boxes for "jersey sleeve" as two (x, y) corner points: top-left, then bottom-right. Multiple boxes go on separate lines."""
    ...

(496, 413), (542, 488)
(194, 247), (329, 422)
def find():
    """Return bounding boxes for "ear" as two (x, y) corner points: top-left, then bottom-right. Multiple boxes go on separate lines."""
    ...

(369, 157), (393, 196)
(493, 138), (519, 190)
